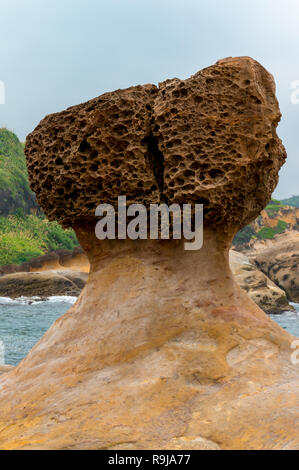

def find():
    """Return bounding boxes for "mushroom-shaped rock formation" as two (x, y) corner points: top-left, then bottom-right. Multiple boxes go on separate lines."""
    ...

(0, 57), (298, 450)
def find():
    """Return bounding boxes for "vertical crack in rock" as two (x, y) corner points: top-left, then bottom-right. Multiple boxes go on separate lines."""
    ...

(142, 132), (167, 203)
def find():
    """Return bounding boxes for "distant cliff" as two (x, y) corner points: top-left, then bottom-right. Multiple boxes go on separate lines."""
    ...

(234, 198), (299, 246)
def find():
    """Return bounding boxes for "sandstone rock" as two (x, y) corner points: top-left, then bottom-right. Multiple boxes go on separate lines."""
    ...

(154, 57), (286, 228)
(0, 57), (297, 450)
(0, 270), (88, 298)
(0, 248), (291, 315)
(26, 57), (286, 231)
(0, 247), (89, 277)
(0, 237), (297, 450)
(230, 250), (293, 313)
(26, 85), (160, 226)
(253, 231), (299, 302)
(0, 365), (14, 376)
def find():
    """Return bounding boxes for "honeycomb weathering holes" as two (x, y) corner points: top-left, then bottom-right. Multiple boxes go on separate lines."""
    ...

(25, 57), (286, 232)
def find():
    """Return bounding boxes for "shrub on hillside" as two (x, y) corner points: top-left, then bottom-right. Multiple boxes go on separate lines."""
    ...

(257, 219), (288, 240)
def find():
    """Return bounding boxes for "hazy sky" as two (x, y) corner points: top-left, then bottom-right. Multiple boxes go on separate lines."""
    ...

(0, 0), (298, 198)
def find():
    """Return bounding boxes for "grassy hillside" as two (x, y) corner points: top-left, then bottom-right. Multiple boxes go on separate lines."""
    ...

(0, 128), (40, 216)
(0, 214), (78, 265)
(0, 128), (79, 266)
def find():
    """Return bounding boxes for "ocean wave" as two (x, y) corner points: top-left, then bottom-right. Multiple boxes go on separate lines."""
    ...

(45, 296), (78, 304)
(0, 295), (77, 305)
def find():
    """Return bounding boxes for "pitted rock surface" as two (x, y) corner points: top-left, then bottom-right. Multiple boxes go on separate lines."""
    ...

(26, 85), (159, 226)
(25, 57), (286, 231)
(154, 57), (286, 228)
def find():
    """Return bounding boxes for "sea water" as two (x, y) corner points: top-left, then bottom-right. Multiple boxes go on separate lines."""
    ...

(270, 303), (299, 338)
(0, 298), (298, 366)
(0, 296), (76, 366)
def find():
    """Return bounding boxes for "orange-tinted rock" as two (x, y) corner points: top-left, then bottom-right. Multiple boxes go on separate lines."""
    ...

(0, 365), (14, 376)
(0, 57), (297, 450)
(0, 235), (298, 450)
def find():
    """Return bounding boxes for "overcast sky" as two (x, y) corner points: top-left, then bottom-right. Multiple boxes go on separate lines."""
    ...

(0, 0), (298, 198)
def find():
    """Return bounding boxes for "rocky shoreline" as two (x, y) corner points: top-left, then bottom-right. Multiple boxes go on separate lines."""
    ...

(0, 270), (88, 299)
(252, 231), (299, 303)
(0, 246), (88, 277)
(0, 247), (89, 299)
(230, 250), (293, 314)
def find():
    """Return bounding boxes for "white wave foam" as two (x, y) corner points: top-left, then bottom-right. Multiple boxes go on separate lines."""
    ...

(0, 295), (77, 305)
(46, 296), (77, 304)
(0, 296), (35, 305)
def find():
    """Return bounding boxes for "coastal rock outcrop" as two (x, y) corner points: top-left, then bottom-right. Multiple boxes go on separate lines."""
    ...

(230, 250), (293, 313)
(0, 57), (297, 450)
(253, 231), (299, 302)
(0, 270), (88, 298)
(0, 247), (88, 277)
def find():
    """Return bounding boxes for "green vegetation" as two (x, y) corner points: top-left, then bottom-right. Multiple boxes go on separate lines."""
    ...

(256, 219), (288, 240)
(0, 128), (79, 266)
(233, 194), (296, 245)
(267, 199), (281, 205)
(0, 214), (78, 266)
(0, 128), (39, 216)
(281, 195), (299, 208)
(235, 217), (289, 244)
(256, 226), (276, 240)
(233, 225), (256, 245)
(264, 198), (283, 217)
(275, 219), (288, 233)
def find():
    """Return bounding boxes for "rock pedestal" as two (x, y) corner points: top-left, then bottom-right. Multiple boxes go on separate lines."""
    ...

(0, 57), (297, 450)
